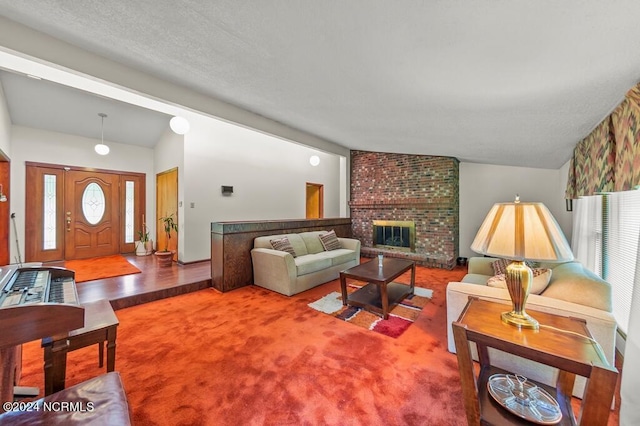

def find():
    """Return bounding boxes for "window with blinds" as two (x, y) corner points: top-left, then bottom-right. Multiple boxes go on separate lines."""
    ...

(571, 195), (603, 276)
(572, 189), (640, 336)
(606, 190), (640, 335)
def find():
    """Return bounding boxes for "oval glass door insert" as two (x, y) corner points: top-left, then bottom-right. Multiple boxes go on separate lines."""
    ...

(82, 182), (106, 224)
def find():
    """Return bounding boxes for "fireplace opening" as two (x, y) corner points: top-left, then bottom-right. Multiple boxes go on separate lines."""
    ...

(372, 220), (416, 252)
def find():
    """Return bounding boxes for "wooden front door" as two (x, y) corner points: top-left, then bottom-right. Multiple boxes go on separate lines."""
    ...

(64, 170), (120, 260)
(25, 163), (145, 262)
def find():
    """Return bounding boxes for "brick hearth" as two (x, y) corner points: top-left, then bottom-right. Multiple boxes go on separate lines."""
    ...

(350, 150), (459, 269)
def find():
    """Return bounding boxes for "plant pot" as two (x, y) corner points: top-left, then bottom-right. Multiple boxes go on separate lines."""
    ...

(155, 251), (174, 267)
(135, 240), (154, 256)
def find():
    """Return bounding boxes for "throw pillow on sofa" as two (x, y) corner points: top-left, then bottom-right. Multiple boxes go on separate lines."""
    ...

(492, 258), (540, 275)
(319, 230), (341, 251)
(487, 268), (553, 295)
(270, 237), (297, 257)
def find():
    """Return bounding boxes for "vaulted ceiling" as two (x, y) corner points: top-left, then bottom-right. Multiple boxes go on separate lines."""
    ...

(1, 1), (639, 168)
(0, 70), (171, 147)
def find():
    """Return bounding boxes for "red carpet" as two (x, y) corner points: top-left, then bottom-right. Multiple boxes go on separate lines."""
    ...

(64, 255), (141, 283)
(16, 263), (621, 425)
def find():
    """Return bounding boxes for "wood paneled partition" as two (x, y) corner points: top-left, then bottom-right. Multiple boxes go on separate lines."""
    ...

(211, 218), (353, 292)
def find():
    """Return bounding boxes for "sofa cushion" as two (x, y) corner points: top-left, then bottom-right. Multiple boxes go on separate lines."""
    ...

(285, 234), (309, 256)
(319, 230), (341, 251)
(486, 268), (553, 295)
(462, 273), (492, 285)
(325, 248), (356, 266)
(294, 253), (333, 276)
(541, 262), (612, 312)
(270, 237), (297, 257)
(299, 231), (326, 254)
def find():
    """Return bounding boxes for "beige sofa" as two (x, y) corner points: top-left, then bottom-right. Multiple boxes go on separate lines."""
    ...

(251, 231), (360, 296)
(446, 256), (616, 398)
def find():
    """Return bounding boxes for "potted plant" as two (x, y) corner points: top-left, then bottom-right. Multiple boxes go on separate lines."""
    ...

(135, 223), (153, 256)
(156, 213), (178, 266)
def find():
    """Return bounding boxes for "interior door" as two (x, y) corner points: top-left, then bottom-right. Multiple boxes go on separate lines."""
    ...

(156, 168), (178, 260)
(306, 182), (323, 219)
(64, 170), (120, 259)
(0, 155), (10, 265)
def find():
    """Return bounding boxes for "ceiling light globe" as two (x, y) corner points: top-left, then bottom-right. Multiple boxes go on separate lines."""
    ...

(170, 116), (190, 135)
(309, 155), (320, 166)
(95, 143), (110, 155)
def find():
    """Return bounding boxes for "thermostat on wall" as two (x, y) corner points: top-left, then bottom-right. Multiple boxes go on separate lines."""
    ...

(221, 185), (233, 195)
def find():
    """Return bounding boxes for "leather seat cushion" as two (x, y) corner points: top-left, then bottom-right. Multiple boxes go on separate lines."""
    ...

(0, 372), (131, 425)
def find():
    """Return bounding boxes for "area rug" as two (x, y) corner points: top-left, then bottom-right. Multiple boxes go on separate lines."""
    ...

(308, 285), (433, 338)
(64, 254), (141, 283)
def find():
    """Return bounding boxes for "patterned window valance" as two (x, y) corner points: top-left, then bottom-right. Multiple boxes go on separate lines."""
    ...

(566, 83), (640, 199)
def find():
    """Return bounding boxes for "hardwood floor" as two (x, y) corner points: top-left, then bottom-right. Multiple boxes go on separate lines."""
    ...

(70, 254), (212, 310)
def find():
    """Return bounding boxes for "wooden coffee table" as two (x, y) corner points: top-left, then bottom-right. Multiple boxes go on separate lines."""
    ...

(340, 257), (415, 319)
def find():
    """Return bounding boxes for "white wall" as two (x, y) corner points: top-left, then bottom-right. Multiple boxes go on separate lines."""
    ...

(459, 162), (573, 259)
(181, 113), (343, 263)
(9, 126), (155, 262)
(556, 159), (573, 240)
(0, 83), (11, 157)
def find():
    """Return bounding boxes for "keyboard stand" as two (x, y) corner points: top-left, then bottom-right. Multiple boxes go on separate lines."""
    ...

(41, 299), (119, 395)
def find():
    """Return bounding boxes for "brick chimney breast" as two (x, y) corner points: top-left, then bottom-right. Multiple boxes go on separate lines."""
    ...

(350, 150), (459, 269)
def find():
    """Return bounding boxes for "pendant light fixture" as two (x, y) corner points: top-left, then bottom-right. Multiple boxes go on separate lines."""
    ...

(95, 113), (110, 155)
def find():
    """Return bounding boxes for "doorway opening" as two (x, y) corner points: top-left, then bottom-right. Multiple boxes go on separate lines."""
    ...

(306, 183), (324, 219)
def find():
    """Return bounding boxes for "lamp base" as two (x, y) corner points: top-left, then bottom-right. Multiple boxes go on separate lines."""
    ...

(501, 310), (539, 329)
(503, 260), (540, 330)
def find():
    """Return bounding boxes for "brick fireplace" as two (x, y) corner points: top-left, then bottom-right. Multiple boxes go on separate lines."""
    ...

(350, 150), (459, 269)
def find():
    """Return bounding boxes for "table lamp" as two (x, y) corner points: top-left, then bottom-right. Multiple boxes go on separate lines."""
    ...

(470, 196), (574, 329)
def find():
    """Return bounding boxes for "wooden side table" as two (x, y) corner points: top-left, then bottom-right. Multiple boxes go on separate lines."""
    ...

(453, 297), (617, 426)
(41, 299), (119, 396)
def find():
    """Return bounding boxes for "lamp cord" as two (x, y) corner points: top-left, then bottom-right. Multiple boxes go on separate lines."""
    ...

(538, 323), (608, 363)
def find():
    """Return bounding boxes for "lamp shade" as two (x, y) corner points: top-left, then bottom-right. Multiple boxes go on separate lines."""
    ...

(471, 200), (574, 263)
